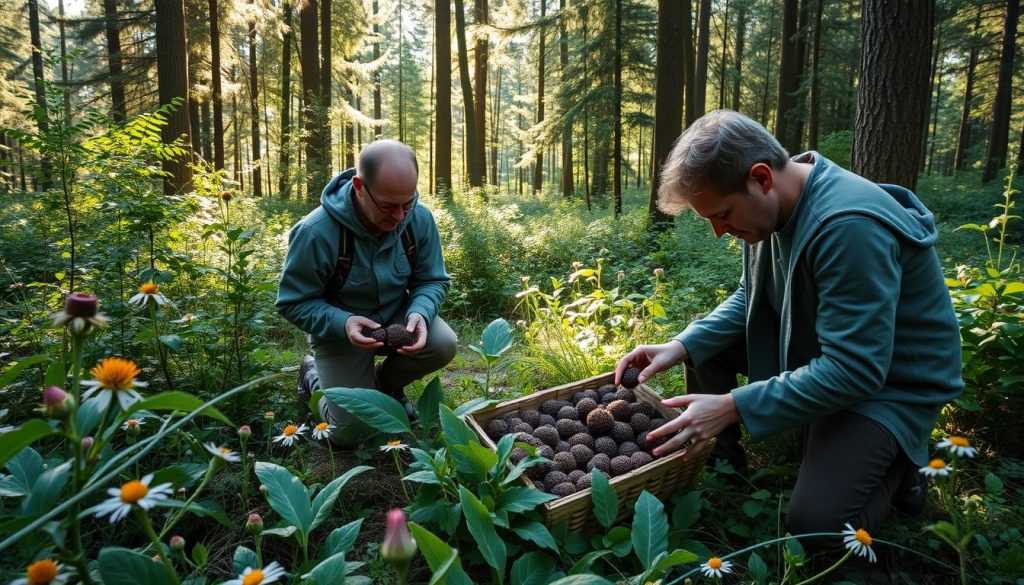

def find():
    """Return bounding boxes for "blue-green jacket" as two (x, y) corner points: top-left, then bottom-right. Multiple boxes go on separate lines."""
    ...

(676, 153), (963, 465)
(275, 169), (450, 344)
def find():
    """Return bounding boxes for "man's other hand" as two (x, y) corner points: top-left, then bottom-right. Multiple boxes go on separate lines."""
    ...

(346, 315), (384, 350)
(398, 313), (428, 355)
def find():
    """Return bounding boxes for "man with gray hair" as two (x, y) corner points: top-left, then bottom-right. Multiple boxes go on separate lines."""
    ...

(277, 140), (457, 447)
(615, 110), (962, 544)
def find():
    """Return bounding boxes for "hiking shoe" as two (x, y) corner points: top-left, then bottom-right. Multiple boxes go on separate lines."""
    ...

(297, 355), (317, 405)
(892, 471), (926, 517)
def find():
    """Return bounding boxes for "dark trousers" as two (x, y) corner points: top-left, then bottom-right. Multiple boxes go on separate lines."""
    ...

(685, 340), (916, 548)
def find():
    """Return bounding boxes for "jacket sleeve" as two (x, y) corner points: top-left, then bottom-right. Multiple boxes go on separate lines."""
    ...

(275, 221), (352, 340)
(405, 208), (451, 324)
(732, 216), (899, 438)
(674, 274), (748, 367)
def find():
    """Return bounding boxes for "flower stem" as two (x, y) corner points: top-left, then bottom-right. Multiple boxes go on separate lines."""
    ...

(392, 450), (410, 502)
(793, 549), (853, 585)
(136, 508), (181, 585)
(155, 460), (215, 545)
(148, 303), (174, 390)
(329, 445), (337, 479)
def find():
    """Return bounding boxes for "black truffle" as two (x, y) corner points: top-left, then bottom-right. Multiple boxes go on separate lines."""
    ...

(568, 470), (586, 483)
(610, 455), (634, 477)
(551, 482), (577, 498)
(485, 418), (508, 440)
(611, 421), (635, 444)
(541, 399), (563, 417)
(510, 447), (528, 463)
(557, 419), (586, 440)
(568, 432), (595, 449)
(618, 441), (639, 457)
(597, 384), (618, 397)
(538, 414), (557, 427)
(521, 409), (541, 427)
(511, 421), (534, 435)
(534, 425), (560, 447)
(575, 397), (599, 420)
(594, 436), (618, 458)
(586, 408), (614, 435)
(631, 451), (654, 468)
(552, 451), (577, 473)
(607, 400), (631, 422)
(576, 473), (593, 490)
(621, 366), (641, 389)
(569, 444), (595, 468)
(629, 402), (655, 418)
(630, 413), (652, 435)
(557, 405), (580, 421)
(368, 324), (417, 349)
(556, 440), (571, 453)
(615, 388), (636, 402)
(586, 453), (611, 474)
(544, 470), (569, 490)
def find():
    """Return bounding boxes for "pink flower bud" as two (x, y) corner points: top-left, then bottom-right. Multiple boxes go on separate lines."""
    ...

(42, 386), (69, 407)
(169, 535), (185, 552)
(81, 436), (94, 450)
(380, 508), (417, 566)
(64, 293), (98, 318)
(238, 425), (252, 440)
(246, 512), (263, 535)
(654, 268), (665, 277)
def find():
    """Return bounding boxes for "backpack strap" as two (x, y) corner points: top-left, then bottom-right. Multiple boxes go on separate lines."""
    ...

(400, 223), (418, 271)
(328, 224), (356, 300)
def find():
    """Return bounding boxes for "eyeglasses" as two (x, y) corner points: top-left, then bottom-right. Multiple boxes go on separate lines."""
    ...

(363, 184), (418, 214)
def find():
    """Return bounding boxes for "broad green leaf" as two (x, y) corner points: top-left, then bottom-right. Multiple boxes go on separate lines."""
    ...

(511, 521), (558, 554)
(326, 518), (364, 556)
(0, 354), (48, 387)
(452, 441), (498, 480)
(308, 390), (324, 421)
(1003, 282), (1024, 295)
(510, 551), (557, 585)
(191, 542), (208, 567)
(458, 485), (506, 574)
(602, 525), (632, 557)
(747, 551), (769, 583)
(151, 463), (208, 489)
(408, 522), (474, 585)
(324, 387), (412, 434)
(158, 334), (183, 352)
(303, 551), (346, 584)
(493, 432), (516, 473)
(671, 490), (702, 530)
(646, 548), (698, 579)
(261, 526), (297, 539)
(21, 461), (71, 516)
(125, 392), (232, 425)
(75, 397), (105, 437)
(0, 420), (57, 468)
(158, 499), (232, 528)
(311, 465), (372, 531)
(417, 376), (443, 432)
(985, 472), (1004, 495)
(568, 550), (611, 574)
(453, 398), (499, 417)
(630, 489), (671, 569)
(232, 546), (259, 573)
(98, 547), (176, 585)
(254, 462), (311, 533)
(547, 576), (615, 585)
(44, 360), (65, 388)
(496, 486), (557, 514)
(5, 447), (43, 495)
(427, 549), (460, 585)
(440, 404), (478, 447)
(477, 318), (513, 357)
(590, 470), (617, 528)
(404, 470), (441, 484)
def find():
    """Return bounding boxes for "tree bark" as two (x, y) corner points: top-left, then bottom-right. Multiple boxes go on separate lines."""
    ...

(982, 0), (1019, 183)
(533, 0), (547, 193)
(692, 0), (711, 121)
(612, 0), (622, 217)
(683, 0), (694, 126)
(852, 0), (933, 191)
(210, 0), (225, 170)
(435, 0), (452, 195)
(953, 6), (981, 174)
(155, 0), (193, 194)
(58, 0), (71, 116)
(491, 63), (502, 186)
(731, 3), (746, 113)
(320, 0), (332, 167)
(775, 0), (799, 151)
(280, 0), (293, 197)
(717, 0), (729, 110)
(28, 0), (52, 188)
(248, 2), (262, 196)
(790, 0), (809, 152)
(373, 0), (382, 133)
(650, 0), (685, 226)
(759, 0), (776, 125)
(299, 0), (326, 199)
(559, 0), (573, 197)
(103, 0), (127, 121)
(474, 0), (488, 184)
(807, 0), (822, 149)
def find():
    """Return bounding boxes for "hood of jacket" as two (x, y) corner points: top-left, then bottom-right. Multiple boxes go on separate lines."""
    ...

(319, 168), (415, 238)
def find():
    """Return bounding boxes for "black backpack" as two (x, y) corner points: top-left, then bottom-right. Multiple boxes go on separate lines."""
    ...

(326, 222), (418, 300)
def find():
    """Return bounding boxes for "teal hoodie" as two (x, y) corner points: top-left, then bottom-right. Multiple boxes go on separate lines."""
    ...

(276, 169), (451, 344)
(675, 153), (963, 465)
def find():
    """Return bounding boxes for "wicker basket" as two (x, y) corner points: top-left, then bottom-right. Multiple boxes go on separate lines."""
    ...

(466, 372), (713, 533)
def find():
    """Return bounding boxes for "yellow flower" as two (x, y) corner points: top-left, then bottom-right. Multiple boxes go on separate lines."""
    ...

(81, 357), (147, 411)
(13, 559), (68, 585)
(129, 282), (169, 308)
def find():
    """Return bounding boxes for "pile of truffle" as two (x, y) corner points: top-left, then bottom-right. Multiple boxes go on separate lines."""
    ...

(483, 381), (672, 499)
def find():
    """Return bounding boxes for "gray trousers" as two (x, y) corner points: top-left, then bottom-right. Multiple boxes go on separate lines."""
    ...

(314, 315), (457, 446)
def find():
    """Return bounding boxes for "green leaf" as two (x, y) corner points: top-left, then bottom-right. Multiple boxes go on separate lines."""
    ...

(98, 547), (176, 585)
(323, 387), (412, 434)
(75, 397), (105, 437)
(547, 576), (615, 585)
(261, 526), (297, 539)
(309, 390), (324, 421)
(254, 462), (312, 534)
(310, 465), (372, 532)
(511, 521), (559, 553)
(602, 525), (632, 557)
(151, 463), (208, 489)
(21, 461), (71, 516)
(125, 392), (232, 426)
(590, 470), (618, 528)
(440, 404), (478, 447)
(647, 548), (698, 579)
(747, 551), (769, 582)
(0, 354), (49, 387)
(452, 441), (498, 480)
(475, 318), (513, 358)
(417, 376), (444, 432)
(568, 550), (611, 575)
(158, 499), (232, 528)
(496, 486), (557, 514)
(303, 551), (346, 584)
(458, 485), (506, 574)
(0, 420), (57, 468)
(190, 542), (208, 568)
(510, 551), (557, 585)
(1003, 281), (1024, 295)
(985, 472), (1004, 495)
(428, 549), (460, 585)
(44, 360), (65, 388)
(232, 546), (259, 574)
(454, 398), (499, 417)
(493, 433), (516, 473)
(326, 518), (364, 556)
(158, 334), (183, 352)
(4, 447), (43, 495)
(632, 491), (668, 567)
(408, 522), (475, 585)
(670, 490), (702, 530)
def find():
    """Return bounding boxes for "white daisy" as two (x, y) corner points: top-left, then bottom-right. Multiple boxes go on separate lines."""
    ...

(920, 458), (952, 477)
(128, 282), (169, 308)
(311, 422), (335, 441)
(379, 439), (409, 453)
(842, 523), (877, 563)
(172, 313), (196, 325)
(699, 556), (733, 578)
(10, 559), (70, 585)
(204, 442), (241, 463)
(92, 474), (174, 523)
(223, 561), (287, 585)
(936, 436), (977, 458)
(272, 423), (308, 447)
(81, 357), (147, 411)
(121, 418), (145, 431)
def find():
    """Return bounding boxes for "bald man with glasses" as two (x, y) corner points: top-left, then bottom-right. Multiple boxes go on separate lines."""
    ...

(276, 140), (457, 447)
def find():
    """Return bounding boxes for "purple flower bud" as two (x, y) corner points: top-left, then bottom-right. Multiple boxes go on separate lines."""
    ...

(246, 512), (263, 535)
(81, 436), (94, 450)
(64, 293), (98, 318)
(169, 535), (185, 552)
(381, 508), (417, 566)
(42, 386), (69, 407)
(238, 425), (252, 441)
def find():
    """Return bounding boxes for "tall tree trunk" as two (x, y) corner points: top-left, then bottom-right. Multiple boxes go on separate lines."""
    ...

(103, 0), (127, 121)
(683, 0), (695, 125)
(612, 0), (622, 216)
(155, 0), (193, 194)
(921, 22), (941, 171)
(280, 0), (293, 197)
(58, 0), (71, 116)
(717, 0), (729, 109)
(320, 0), (332, 167)
(533, 0), (547, 193)
(210, 0), (225, 170)
(262, 71), (272, 197)
(189, 95), (203, 157)
(232, 67), (242, 189)
(759, 0), (776, 125)
(559, 0), (573, 197)
(454, 0), (482, 186)
(1016, 122), (1024, 176)
(28, 0), (52, 188)
(435, 0), (452, 195)
(202, 99), (212, 161)
(953, 6), (981, 173)
(775, 0), (799, 150)
(248, 4), (262, 197)
(650, 0), (685, 226)
(398, 0), (404, 141)
(692, 0), (711, 121)
(582, 5), (591, 207)
(491, 64), (502, 186)
(731, 3), (746, 112)
(299, 0), (326, 199)
(373, 0), (382, 133)
(926, 25), (943, 175)
(474, 0), (488, 182)
(790, 0), (809, 152)
(807, 0), (822, 149)
(982, 0), (1019, 183)
(852, 0), (933, 191)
